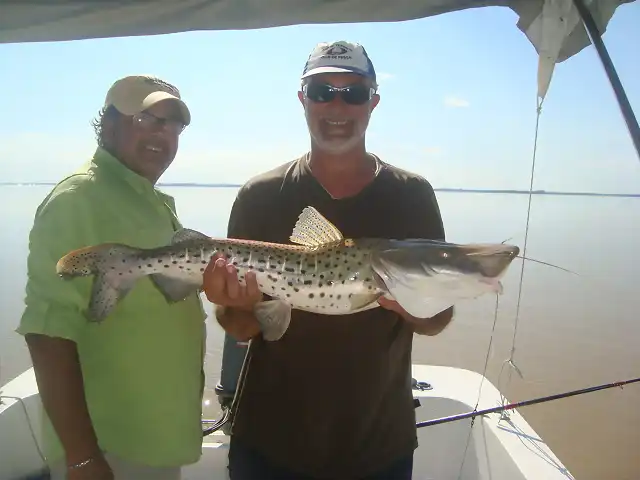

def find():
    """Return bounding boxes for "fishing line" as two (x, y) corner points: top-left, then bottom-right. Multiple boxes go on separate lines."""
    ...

(497, 94), (545, 409)
(451, 95), (546, 479)
(455, 293), (502, 480)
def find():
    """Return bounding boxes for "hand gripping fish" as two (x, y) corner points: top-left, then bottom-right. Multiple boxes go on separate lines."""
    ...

(56, 206), (520, 341)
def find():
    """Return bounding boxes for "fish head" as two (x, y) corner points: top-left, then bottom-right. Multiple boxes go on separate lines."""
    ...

(370, 239), (520, 318)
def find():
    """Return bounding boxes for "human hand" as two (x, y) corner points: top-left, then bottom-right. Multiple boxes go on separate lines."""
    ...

(67, 454), (113, 480)
(202, 253), (263, 311)
(378, 296), (454, 336)
(377, 296), (414, 321)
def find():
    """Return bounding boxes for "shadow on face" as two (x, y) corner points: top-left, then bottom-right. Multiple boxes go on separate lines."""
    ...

(298, 73), (380, 155)
(103, 99), (187, 183)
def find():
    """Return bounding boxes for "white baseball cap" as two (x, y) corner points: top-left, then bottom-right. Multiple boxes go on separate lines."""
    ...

(104, 74), (191, 126)
(301, 41), (377, 84)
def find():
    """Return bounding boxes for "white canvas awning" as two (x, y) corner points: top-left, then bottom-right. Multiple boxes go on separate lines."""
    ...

(0, 0), (635, 99)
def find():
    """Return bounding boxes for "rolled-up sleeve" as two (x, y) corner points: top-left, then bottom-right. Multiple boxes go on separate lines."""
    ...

(16, 180), (100, 342)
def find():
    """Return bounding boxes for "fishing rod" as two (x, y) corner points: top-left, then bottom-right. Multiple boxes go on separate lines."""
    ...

(416, 376), (640, 428)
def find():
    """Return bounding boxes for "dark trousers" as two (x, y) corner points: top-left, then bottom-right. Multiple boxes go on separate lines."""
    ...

(228, 436), (414, 480)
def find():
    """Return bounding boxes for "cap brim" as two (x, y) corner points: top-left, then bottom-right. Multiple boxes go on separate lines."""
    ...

(301, 66), (374, 80)
(141, 91), (191, 126)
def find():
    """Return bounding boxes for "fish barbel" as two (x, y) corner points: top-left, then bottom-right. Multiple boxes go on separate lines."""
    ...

(56, 206), (520, 340)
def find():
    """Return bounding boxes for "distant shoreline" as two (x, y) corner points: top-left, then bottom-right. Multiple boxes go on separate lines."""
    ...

(1, 182), (638, 198)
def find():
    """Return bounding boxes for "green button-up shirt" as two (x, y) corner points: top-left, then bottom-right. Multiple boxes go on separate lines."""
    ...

(17, 147), (207, 467)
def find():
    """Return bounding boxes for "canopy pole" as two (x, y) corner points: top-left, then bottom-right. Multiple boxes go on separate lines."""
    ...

(572, 0), (640, 160)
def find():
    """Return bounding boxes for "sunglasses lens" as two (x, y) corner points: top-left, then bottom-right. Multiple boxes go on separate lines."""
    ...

(134, 112), (185, 134)
(342, 85), (371, 105)
(305, 83), (372, 105)
(305, 83), (336, 103)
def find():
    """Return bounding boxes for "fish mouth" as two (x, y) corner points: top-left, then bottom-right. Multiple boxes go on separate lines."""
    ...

(462, 244), (520, 278)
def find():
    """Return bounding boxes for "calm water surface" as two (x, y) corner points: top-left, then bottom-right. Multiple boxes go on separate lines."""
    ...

(0, 186), (638, 480)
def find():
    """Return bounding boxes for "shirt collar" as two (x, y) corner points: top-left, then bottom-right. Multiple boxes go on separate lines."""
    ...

(91, 146), (158, 197)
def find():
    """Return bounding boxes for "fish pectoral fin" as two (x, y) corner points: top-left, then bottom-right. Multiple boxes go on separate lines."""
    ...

(372, 264), (455, 319)
(253, 299), (292, 341)
(86, 272), (136, 323)
(150, 273), (201, 302)
(389, 290), (455, 319)
(348, 292), (382, 312)
(289, 206), (344, 248)
(170, 228), (210, 245)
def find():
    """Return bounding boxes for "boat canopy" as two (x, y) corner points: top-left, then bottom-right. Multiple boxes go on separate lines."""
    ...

(0, 1), (635, 109)
(0, 1), (631, 58)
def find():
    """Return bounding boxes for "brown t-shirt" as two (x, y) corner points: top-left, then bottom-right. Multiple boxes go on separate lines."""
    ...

(227, 154), (445, 478)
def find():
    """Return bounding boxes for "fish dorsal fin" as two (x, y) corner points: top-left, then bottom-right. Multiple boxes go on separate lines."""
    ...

(170, 228), (210, 245)
(289, 206), (343, 247)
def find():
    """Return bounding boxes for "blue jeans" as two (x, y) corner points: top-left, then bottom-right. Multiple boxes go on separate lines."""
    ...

(227, 436), (413, 480)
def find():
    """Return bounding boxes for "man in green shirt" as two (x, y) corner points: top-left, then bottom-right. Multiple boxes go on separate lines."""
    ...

(16, 75), (207, 480)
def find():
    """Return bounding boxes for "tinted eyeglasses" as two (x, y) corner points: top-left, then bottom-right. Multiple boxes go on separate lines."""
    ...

(303, 82), (375, 106)
(133, 111), (186, 135)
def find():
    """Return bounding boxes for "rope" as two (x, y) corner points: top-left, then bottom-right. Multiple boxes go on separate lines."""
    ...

(455, 94), (545, 477)
(497, 94), (545, 411)
(0, 394), (47, 467)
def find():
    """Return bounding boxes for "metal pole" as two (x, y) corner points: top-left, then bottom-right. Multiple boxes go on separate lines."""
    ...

(572, 0), (640, 160)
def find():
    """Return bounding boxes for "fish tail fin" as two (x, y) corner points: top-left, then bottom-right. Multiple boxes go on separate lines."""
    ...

(57, 244), (142, 323)
(253, 299), (292, 341)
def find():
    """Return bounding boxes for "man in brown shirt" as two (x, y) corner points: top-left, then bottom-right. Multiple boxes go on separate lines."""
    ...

(203, 40), (454, 479)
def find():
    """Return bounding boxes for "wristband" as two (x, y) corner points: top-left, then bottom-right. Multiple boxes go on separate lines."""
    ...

(68, 456), (95, 469)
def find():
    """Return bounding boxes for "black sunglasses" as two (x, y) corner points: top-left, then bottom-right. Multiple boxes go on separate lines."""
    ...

(303, 82), (375, 106)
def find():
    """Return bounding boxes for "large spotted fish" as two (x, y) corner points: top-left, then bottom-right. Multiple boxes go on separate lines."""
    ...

(56, 206), (520, 340)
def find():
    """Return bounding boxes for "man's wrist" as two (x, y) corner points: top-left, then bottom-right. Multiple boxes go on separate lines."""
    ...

(65, 446), (102, 469)
(67, 456), (96, 470)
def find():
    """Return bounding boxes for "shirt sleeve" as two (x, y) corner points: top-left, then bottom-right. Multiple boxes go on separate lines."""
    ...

(16, 180), (102, 342)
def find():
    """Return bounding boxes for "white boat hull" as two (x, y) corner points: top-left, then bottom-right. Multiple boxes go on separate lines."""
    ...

(0, 365), (573, 480)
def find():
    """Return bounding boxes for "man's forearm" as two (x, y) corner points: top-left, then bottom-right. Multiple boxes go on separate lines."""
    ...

(25, 334), (100, 465)
(406, 307), (454, 336)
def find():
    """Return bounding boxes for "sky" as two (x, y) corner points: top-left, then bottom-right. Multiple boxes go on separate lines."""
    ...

(1, 3), (639, 193)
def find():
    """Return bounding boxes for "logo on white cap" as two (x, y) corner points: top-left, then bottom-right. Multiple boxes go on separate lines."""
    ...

(301, 41), (376, 82)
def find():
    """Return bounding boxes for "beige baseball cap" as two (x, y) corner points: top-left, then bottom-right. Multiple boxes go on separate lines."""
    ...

(104, 74), (191, 126)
